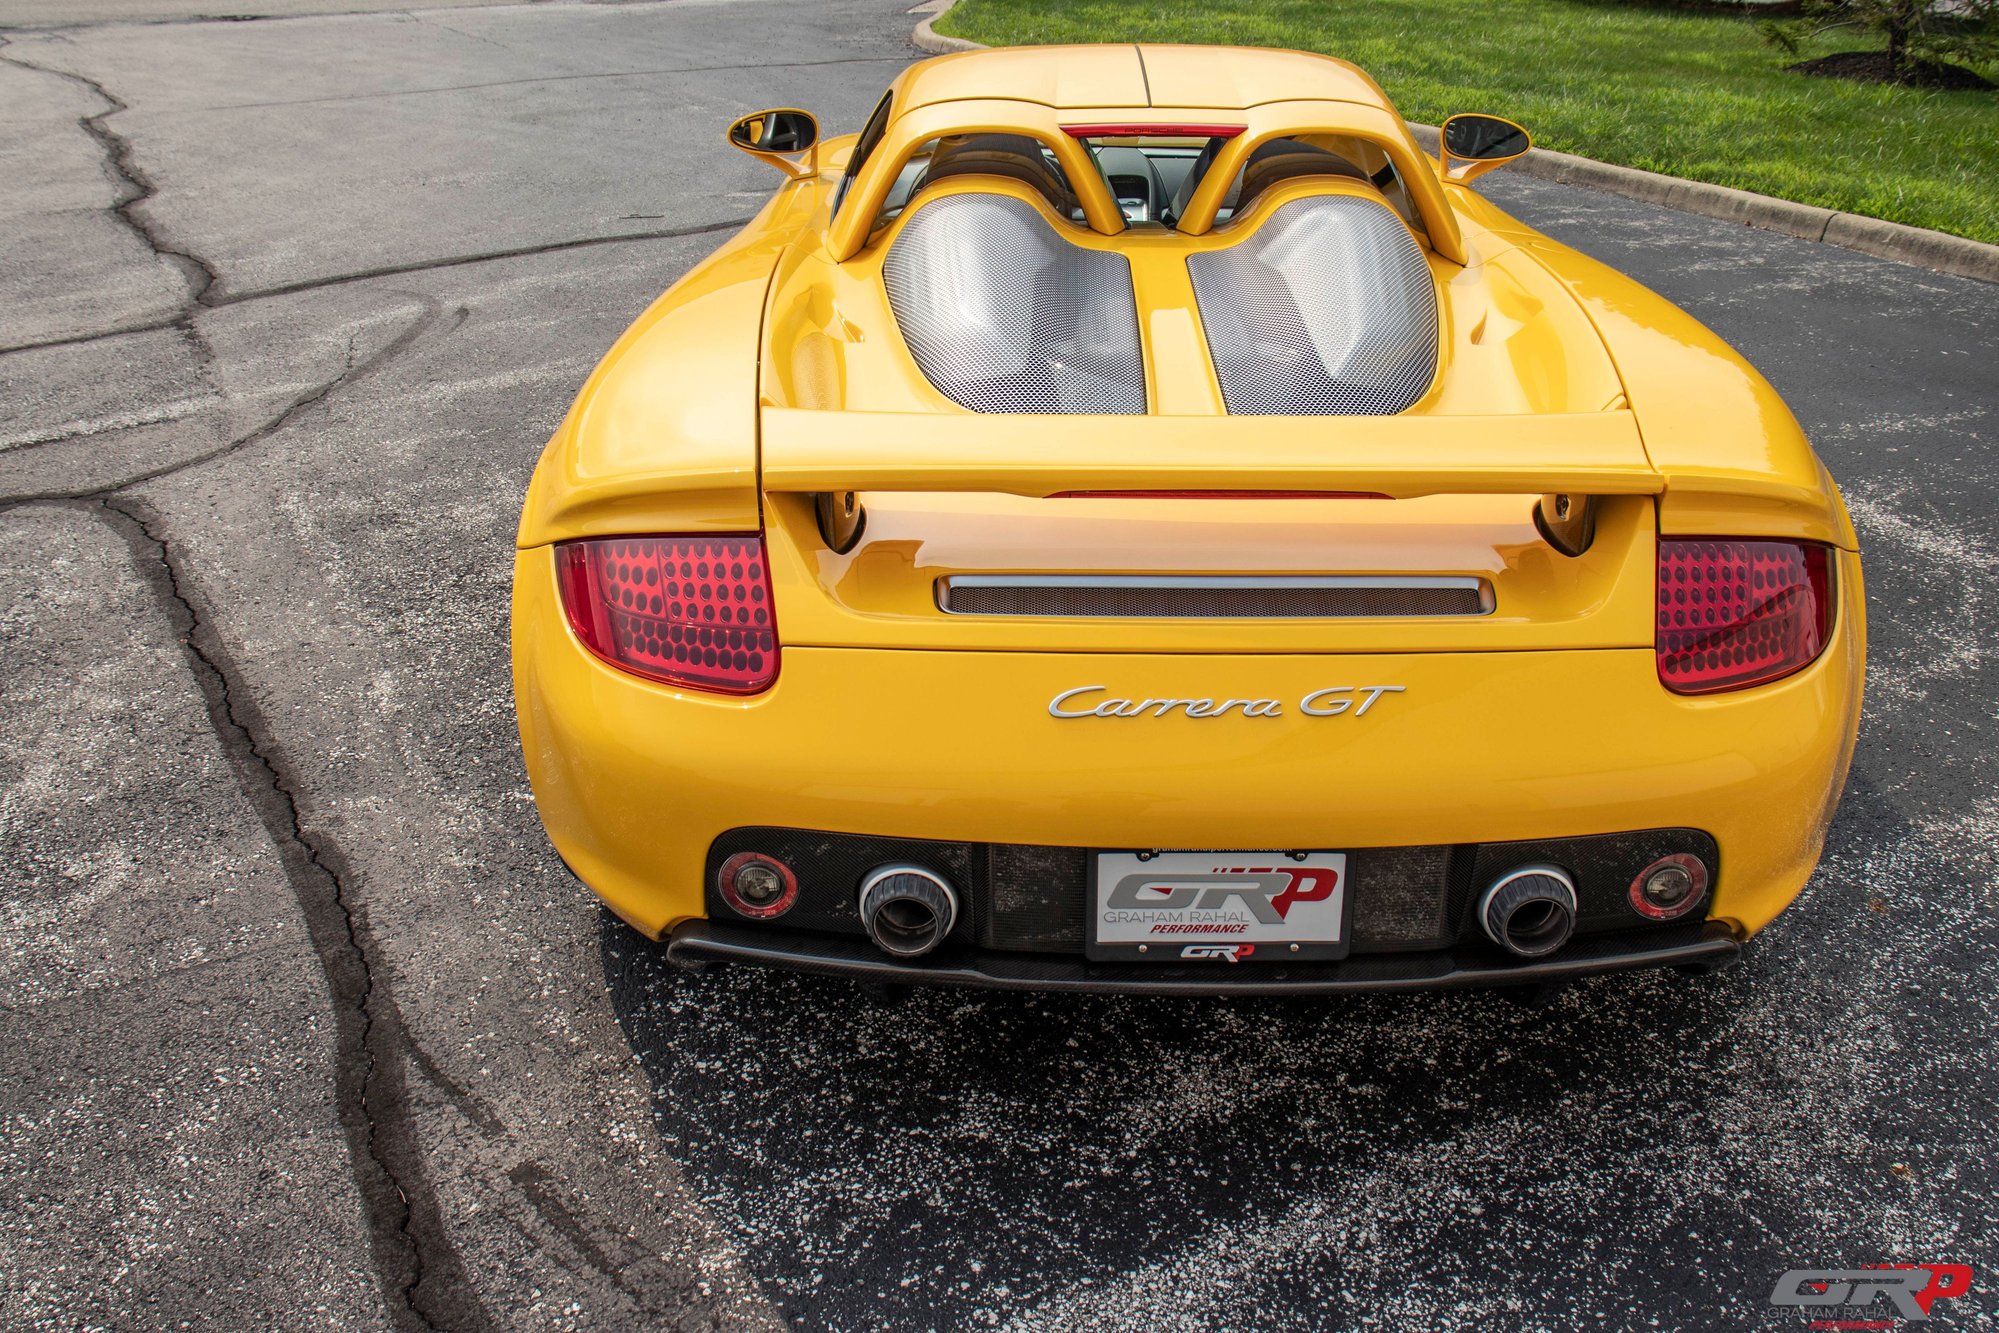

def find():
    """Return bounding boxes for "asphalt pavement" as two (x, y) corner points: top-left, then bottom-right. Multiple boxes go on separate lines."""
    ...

(1, 3), (1995, 1331)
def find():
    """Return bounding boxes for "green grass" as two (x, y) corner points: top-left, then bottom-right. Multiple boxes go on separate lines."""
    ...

(936, 0), (1999, 244)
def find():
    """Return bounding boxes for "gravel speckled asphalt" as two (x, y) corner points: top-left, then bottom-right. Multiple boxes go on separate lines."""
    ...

(1, 3), (1995, 1330)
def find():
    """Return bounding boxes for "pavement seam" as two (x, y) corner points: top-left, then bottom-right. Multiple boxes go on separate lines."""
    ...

(0, 294), (453, 507)
(0, 221), (744, 358)
(0, 28), (750, 360)
(82, 492), (497, 1333)
(209, 219), (753, 306)
(0, 37), (224, 367)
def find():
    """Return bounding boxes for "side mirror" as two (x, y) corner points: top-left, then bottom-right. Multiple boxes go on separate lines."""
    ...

(727, 108), (820, 180)
(1438, 113), (1531, 184)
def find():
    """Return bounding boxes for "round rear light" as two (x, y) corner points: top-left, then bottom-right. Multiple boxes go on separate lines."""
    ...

(718, 852), (798, 920)
(1630, 853), (1710, 921)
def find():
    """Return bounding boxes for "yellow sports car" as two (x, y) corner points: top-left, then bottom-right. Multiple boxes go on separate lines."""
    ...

(512, 46), (1864, 993)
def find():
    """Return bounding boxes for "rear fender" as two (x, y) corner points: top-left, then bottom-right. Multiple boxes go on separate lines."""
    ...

(516, 182), (821, 548)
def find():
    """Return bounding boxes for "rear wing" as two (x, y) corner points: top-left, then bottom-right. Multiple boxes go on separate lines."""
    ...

(760, 407), (1660, 555)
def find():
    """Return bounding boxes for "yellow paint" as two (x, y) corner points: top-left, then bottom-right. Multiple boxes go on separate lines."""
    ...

(514, 46), (1866, 955)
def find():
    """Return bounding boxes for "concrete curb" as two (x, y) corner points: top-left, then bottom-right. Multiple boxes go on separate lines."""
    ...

(910, 0), (982, 54)
(1403, 124), (1999, 285)
(909, 4), (1999, 285)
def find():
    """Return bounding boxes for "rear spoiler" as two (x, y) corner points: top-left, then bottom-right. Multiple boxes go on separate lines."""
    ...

(759, 408), (1660, 555)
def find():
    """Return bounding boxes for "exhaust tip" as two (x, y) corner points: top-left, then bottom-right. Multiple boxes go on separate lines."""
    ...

(1479, 864), (1578, 959)
(858, 864), (959, 959)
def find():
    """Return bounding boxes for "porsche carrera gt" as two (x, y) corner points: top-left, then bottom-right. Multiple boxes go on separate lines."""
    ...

(512, 45), (1864, 993)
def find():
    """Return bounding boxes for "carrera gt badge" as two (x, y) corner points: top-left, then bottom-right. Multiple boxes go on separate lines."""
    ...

(1048, 685), (1406, 718)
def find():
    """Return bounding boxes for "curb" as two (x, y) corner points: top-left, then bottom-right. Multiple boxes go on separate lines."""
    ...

(1403, 125), (1999, 285)
(910, 5), (1999, 285)
(909, 0), (981, 54)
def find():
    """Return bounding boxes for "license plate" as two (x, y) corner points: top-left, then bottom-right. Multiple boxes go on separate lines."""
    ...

(1087, 851), (1349, 963)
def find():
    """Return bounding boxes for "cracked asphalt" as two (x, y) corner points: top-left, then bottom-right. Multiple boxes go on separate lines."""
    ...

(0, 2), (1994, 1331)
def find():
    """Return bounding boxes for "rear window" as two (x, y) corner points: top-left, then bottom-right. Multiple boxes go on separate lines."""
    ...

(834, 92), (894, 216)
(1069, 133), (1212, 227)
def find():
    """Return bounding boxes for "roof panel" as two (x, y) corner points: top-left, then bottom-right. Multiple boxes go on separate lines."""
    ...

(1137, 45), (1393, 110)
(896, 45), (1150, 113)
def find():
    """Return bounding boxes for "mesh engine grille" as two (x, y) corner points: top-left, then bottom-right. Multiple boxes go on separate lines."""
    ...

(1188, 195), (1439, 416)
(882, 194), (1145, 415)
(984, 845), (1089, 951)
(1348, 846), (1456, 951)
(940, 577), (1488, 619)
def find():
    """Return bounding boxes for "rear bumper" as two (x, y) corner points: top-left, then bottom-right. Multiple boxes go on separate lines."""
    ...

(667, 918), (1742, 995)
(514, 546), (1863, 943)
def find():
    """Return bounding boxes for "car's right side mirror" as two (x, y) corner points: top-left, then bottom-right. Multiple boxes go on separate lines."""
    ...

(728, 108), (821, 179)
(1438, 113), (1531, 184)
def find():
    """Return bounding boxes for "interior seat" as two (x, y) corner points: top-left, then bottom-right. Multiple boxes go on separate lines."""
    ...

(913, 133), (1080, 218)
(1233, 141), (1371, 212)
(1167, 137), (1373, 226)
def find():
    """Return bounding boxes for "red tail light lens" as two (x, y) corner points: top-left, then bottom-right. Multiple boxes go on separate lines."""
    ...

(1656, 538), (1833, 695)
(556, 535), (777, 694)
(1062, 123), (1247, 139)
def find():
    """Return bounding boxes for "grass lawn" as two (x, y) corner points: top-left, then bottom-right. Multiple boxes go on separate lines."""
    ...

(936, 0), (1999, 244)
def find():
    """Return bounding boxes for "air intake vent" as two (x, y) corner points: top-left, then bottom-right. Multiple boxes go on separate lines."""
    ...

(938, 575), (1491, 619)
(882, 194), (1146, 415)
(1188, 194), (1439, 416)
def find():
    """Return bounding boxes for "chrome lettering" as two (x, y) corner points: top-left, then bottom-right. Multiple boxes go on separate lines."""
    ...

(1300, 687), (1352, 717)
(1051, 686), (1402, 718)
(1354, 685), (1406, 716)
(1049, 685), (1106, 718)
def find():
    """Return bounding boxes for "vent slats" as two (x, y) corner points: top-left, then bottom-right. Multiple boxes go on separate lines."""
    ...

(938, 576), (1491, 619)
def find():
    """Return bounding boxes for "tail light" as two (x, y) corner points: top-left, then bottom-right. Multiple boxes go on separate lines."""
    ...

(556, 535), (777, 694)
(1656, 538), (1833, 695)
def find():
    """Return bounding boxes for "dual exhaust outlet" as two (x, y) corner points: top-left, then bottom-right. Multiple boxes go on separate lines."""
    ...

(858, 864), (959, 958)
(857, 861), (1579, 963)
(1477, 864), (1578, 959)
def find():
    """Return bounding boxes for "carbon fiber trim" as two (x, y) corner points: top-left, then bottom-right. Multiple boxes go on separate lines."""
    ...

(938, 575), (1490, 619)
(882, 194), (1145, 415)
(1188, 194), (1439, 416)
(1473, 829), (1720, 932)
(668, 919), (1741, 995)
(703, 828), (1717, 957)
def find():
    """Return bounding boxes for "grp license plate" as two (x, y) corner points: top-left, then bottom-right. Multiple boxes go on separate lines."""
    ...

(1087, 851), (1349, 963)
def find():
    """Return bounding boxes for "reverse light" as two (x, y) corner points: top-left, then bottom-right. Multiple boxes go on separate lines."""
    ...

(557, 535), (777, 694)
(1629, 853), (1709, 922)
(718, 852), (798, 919)
(1656, 538), (1833, 695)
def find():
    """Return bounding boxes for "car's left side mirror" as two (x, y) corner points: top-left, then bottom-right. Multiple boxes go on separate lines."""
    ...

(728, 108), (820, 180)
(1438, 113), (1531, 184)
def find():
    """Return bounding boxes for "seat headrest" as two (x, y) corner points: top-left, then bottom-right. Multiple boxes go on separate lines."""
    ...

(915, 133), (1079, 217)
(1234, 139), (1373, 213)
